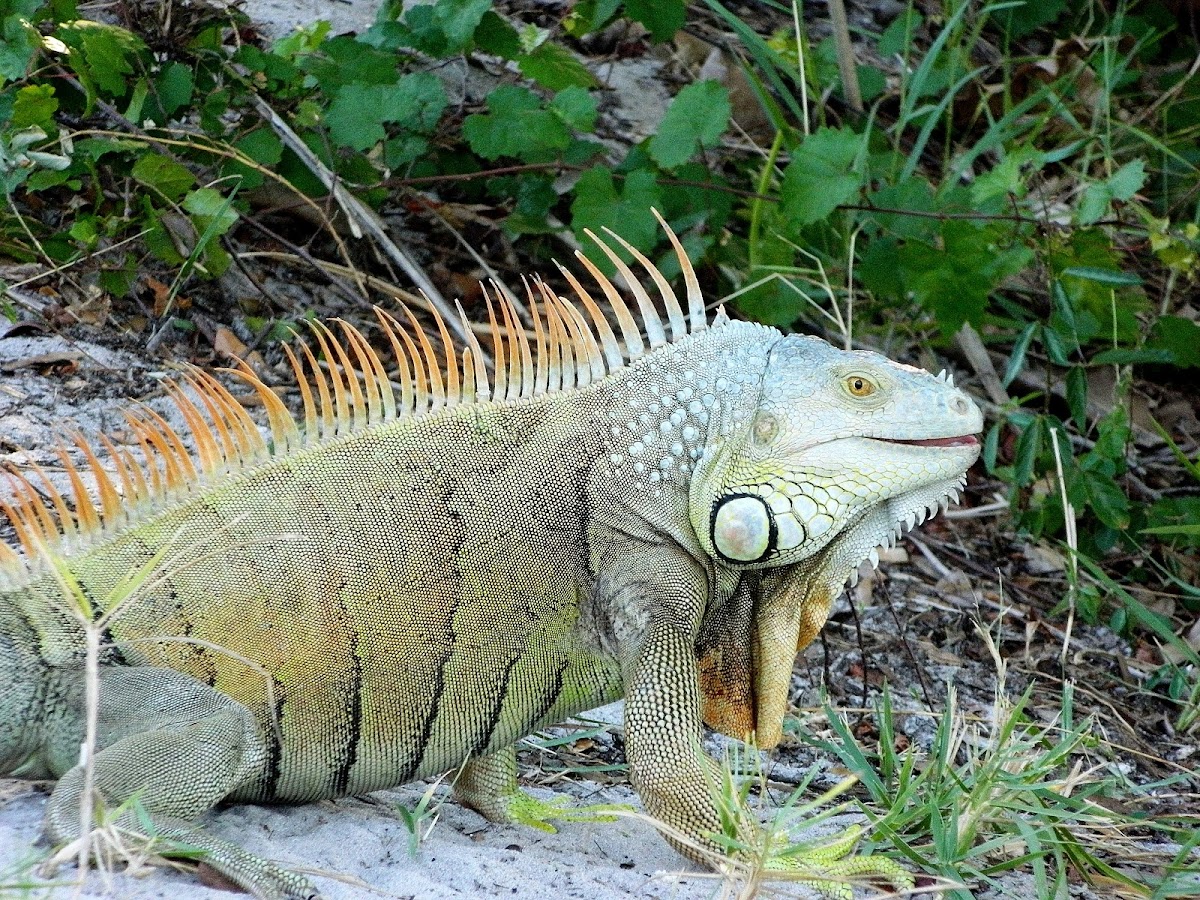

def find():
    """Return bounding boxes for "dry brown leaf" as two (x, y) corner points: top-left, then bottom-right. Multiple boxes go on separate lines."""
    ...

(144, 277), (171, 317)
(212, 326), (249, 359)
(0, 351), (81, 375)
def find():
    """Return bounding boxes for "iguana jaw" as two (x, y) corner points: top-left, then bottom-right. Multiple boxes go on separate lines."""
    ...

(699, 432), (981, 569)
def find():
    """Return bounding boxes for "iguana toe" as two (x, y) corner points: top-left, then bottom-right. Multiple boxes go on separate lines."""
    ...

(764, 824), (914, 899)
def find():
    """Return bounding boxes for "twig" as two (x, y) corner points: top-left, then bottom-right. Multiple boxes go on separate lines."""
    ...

(955, 322), (1010, 406)
(906, 535), (953, 579)
(826, 0), (862, 112)
(414, 198), (529, 322)
(247, 95), (468, 345)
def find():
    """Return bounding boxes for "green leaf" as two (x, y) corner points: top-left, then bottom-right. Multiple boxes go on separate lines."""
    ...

(1050, 279), (1079, 348)
(564, 0), (622, 37)
(518, 41), (598, 90)
(970, 145), (1047, 208)
(864, 176), (939, 241)
(1090, 347), (1175, 365)
(1076, 466), (1130, 530)
(779, 127), (863, 225)
(1145, 498), (1200, 546)
(856, 65), (885, 103)
(325, 73), (447, 151)
(12, 84), (57, 129)
(647, 80), (730, 170)
(131, 153), (195, 201)
(1012, 418), (1044, 486)
(272, 20), (331, 59)
(1146, 316), (1200, 368)
(570, 167), (662, 267)
(550, 86), (597, 132)
(428, 0), (492, 51)
(623, 0), (685, 41)
(60, 20), (146, 99)
(877, 8), (922, 57)
(1077, 160), (1146, 225)
(153, 62), (194, 118)
(1042, 323), (1070, 365)
(1002, 322), (1037, 388)
(731, 275), (808, 328)
(1108, 159), (1146, 201)
(474, 10), (520, 58)
(377, 0), (491, 55)
(237, 129), (284, 167)
(143, 208), (185, 266)
(301, 37), (399, 90)
(1093, 407), (1130, 463)
(0, 11), (41, 86)
(226, 129), (284, 189)
(501, 174), (558, 235)
(69, 215), (99, 248)
(1052, 231), (1146, 344)
(99, 263), (137, 298)
(856, 237), (905, 301)
(1065, 366), (1088, 432)
(982, 422), (1001, 472)
(183, 187), (239, 236)
(997, 0), (1069, 38)
(897, 222), (1034, 338)
(463, 85), (571, 161)
(1142, 525), (1200, 535)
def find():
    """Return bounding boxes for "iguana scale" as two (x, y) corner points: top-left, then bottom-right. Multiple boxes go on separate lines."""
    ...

(0, 215), (982, 898)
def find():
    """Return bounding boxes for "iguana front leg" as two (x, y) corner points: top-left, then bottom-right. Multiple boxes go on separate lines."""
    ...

(624, 612), (913, 897)
(624, 615), (745, 860)
(42, 666), (318, 900)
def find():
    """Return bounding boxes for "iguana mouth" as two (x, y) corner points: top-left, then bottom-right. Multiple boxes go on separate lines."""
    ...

(876, 434), (980, 448)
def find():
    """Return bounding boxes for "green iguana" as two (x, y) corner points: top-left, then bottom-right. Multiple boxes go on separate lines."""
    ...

(0, 214), (982, 899)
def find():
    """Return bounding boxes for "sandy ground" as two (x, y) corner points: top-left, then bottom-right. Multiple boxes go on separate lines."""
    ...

(222, 0), (380, 40)
(0, 749), (719, 900)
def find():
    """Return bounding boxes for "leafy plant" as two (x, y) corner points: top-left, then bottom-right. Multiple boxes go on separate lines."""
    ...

(394, 776), (448, 858)
(800, 626), (1199, 898)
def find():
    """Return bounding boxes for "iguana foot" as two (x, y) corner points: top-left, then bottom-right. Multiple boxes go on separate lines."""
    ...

(453, 747), (629, 833)
(500, 791), (627, 834)
(41, 815), (321, 900)
(765, 824), (914, 899)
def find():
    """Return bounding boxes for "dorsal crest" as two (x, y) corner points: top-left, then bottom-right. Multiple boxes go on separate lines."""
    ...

(0, 213), (715, 569)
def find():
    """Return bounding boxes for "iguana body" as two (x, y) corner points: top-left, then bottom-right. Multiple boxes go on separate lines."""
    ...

(0, 218), (982, 899)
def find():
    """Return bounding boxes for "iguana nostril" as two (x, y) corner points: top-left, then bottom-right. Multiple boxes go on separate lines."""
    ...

(952, 396), (969, 414)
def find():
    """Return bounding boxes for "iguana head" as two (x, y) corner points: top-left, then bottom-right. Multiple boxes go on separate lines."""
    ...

(689, 333), (982, 575)
(686, 333), (981, 746)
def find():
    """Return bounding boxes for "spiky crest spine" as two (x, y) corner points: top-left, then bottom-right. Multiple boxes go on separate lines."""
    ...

(0, 212), (714, 570)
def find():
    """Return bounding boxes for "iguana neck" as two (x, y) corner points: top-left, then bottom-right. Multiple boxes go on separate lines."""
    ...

(589, 319), (775, 497)
(576, 319), (777, 580)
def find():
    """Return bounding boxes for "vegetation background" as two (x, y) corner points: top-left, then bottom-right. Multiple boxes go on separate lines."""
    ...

(0, 0), (1197, 896)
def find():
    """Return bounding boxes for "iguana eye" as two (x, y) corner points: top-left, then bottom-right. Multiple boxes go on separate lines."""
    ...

(845, 375), (876, 397)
